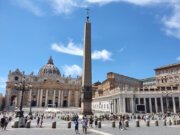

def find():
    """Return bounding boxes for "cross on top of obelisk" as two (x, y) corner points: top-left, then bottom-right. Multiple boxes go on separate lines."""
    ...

(86, 8), (90, 22)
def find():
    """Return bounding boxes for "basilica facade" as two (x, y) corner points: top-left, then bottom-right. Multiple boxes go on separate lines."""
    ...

(5, 57), (81, 110)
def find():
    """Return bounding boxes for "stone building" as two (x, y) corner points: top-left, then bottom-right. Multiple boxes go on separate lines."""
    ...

(5, 57), (81, 110)
(0, 93), (4, 111)
(92, 62), (180, 114)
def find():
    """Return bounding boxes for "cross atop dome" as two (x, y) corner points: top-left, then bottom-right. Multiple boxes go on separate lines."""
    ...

(47, 56), (54, 65)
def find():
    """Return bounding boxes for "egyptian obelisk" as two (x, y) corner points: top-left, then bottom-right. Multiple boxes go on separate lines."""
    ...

(81, 11), (93, 115)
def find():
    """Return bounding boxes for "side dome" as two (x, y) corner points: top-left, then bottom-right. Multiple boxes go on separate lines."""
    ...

(38, 56), (61, 77)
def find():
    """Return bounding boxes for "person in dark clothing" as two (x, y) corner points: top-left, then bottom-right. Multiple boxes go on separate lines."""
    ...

(37, 116), (40, 127)
(1, 116), (5, 131)
(74, 117), (79, 134)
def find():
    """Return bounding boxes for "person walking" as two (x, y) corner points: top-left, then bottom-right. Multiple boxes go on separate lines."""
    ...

(82, 115), (88, 134)
(1, 116), (5, 131)
(40, 116), (43, 128)
(4, 117), (8, 130)
(94, 117), (98, 128)
(37, 116), (40, 127)
(74, 117), (79, 134)
(89, 116), (93, 128)
(119, 116), (122, 130)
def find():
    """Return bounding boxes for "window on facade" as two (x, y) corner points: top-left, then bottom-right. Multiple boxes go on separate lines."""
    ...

(15, 76), (18, 81)
(64, 91), (68, 97)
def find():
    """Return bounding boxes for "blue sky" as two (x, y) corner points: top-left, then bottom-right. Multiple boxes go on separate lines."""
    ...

(0, 0), (180, 95)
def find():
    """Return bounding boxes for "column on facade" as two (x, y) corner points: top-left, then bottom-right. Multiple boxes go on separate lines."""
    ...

(37, 89), (40, 107)
(155, 97), (158, 113)
(68, 90), (71, 107)
(39, 89), (43, 107)
(179, 97), (180, 109)
(6, 88), (10, 108)
(144, 98), (147, 113)
(172, 96), (176, 114)
(75, 91), (79, 107)
(45, 89), (48, 107)
(160, 97), (164, 113)
(58, 90), (61, 107)
(53, 90), (56, 107)
(149, 97), (152, 113)
(61, 90), (64, 107)
(29, 89), (32, 107)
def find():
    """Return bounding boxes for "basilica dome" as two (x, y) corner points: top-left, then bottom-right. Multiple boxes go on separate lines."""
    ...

(38, 56), (61, 77)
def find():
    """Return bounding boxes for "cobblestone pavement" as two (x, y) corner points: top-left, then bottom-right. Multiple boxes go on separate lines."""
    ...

(1, 118), (180, 135)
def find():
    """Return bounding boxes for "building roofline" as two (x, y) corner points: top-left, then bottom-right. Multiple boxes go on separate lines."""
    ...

(154, 62), (180, 71)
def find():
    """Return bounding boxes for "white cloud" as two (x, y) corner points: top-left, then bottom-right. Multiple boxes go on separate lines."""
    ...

(92, 50), (112, 61)
(13, 0), (180, 39)
(51, 41), (83, 56)
(162, 4), (180, 39)
(62, 65), (82, 77)
(51, 0), (87, 14)
(14, 0), (44, 16)
(177, 56), (180, 61)
(86, 0), (171, 6)
(51, 40), (112, 61)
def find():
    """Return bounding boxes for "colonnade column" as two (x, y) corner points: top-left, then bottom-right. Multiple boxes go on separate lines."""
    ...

(119, 97), (122, 113)
(138, 98), (140, 104)
(172, 96), (176, 114)
(116, 98), (120, 113)
(114, 99), (117, 113)
(53, 90), (56, 107)
(123, 96), (126, 113)
(155, 97), (158, 113)
(39, 89), (43, 107)
(144, 98), (146, 113)
(45, 90), (48, 107)
(29, 89), (32, 107)
(149, 98), (152, 113)
(131, 97), (135, 113)
(160, 97), (164, 113)
(58, 90), (61, 107)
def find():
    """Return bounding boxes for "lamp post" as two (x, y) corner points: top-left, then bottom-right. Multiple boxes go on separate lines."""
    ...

(14, 72), (32, 118)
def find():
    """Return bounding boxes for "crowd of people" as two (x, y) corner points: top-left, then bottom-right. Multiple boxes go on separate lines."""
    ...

(0, 110), (180, 134)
